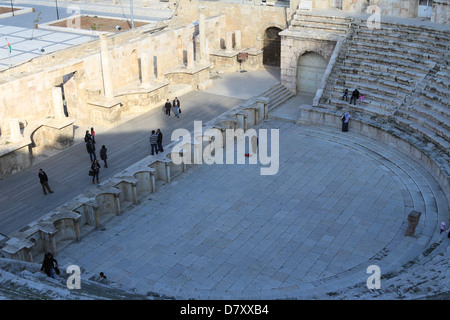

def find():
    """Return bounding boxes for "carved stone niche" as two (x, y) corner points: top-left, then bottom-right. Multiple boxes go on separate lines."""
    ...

(405, 210), (421, 237)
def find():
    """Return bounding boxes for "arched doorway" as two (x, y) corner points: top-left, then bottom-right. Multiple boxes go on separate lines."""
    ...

(297, 52), (327, 93)
(263, 27), (281, 66)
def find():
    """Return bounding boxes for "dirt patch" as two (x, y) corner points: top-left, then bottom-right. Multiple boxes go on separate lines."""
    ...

(0, 6), (20, 14)
(49, 15), (150, 33)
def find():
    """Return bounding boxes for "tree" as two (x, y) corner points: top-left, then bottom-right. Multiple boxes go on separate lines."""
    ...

(30, 10), (42, 40)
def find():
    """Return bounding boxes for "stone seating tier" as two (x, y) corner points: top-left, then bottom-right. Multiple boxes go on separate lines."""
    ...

(396, 106), (450, 140)
(347, 47), (438, 69)
(258, 83), (295, 111)
(338, 65), (417, 87)
(343, 55), (432, 78)
(335, 72), (415, 97)
(351, 40), (443, 62)
(392, 115), (450, 158)
(340, 60), (426, 81)
(331, 81), (405, 110)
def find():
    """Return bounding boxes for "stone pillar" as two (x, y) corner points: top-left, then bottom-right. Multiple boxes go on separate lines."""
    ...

(187, 41), (195, 68)
(9, 119), (22, 142)
(52, 87), (65, 119)
(132, 182), (138, 204)
(99, 33), (114, 99)
(199, 7), (207, 63)
(225, 31), (233, 51)
(156, 50), (165, 79)
(74, 218), (81, 241)
(165, 162), (171, 183)
(150, 171), (156, 193)
(93, 204), (100, 228)
(235, 30), (242, 50)
(114, 193), (121, 215)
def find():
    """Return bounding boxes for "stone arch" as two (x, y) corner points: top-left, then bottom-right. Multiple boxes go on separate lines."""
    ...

(296, 51), (328, 93)
(263, 26), (283, 66)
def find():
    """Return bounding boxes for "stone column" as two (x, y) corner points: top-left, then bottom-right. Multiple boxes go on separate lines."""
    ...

(9, 119), (22, 142)
(52, 87), (65, 119)
(140, 51), (154, 87)
(199, 7), (207, 63)
(99, 33), (114, 99)
(235, 30), (242, 50)
(225, 31), (233, 51)
(187, 41), (195, 68)
(156, 50), (165, 79)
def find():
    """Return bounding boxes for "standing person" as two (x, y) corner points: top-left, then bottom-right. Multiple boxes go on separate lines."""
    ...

(164, 99), (172, 116)
(342, 88), (349, 101)
(100, 145), (108, 168)
(91, 159), (101, 184)
(86, 138), (96, 162)
(38, 169), (54, 195)
(157, 129), (164, 152)
(349, 89), (360, 105)
(441, 222), (446, 234)
(149, 130), (159, 155)
(90, 127), (96, 143)
(174, 104), (180, 118)
(173, 97), (181, 114)
(341, 112), (350, 132)
(41, 252), (58, 279)
(360, 94), (365, 104)
(84, 130), (91, 143)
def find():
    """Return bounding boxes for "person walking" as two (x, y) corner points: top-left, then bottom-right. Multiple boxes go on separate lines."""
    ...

(41, 252), (58, 279)
(164, 99), (172, 116)
(86, 138), (96, 162)
(173, 97), (181, 114)
(157, 129), (164, 152)
(91, 159), (101, 184)
(84, 130), (91, 143)
(341, 112), (350, 132)
(100, 145), (108, 168)
(174, 104), (180, 118)
(150, 130), (159, 155)
(38, 169), (54, 195)
(349, 89), (360, 105)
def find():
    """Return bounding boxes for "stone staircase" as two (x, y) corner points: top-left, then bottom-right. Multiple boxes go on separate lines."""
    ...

(288, 10), (352, 39)
(258, 83), (295, 111)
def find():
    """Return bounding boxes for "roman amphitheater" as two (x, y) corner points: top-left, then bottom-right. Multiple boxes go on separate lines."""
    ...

(0, 0), (448, 301)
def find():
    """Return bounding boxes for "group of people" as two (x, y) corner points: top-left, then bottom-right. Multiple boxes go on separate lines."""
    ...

(164, 97), (181, 118)
(342, 88), (364, 105)
(149, 129), (164, 155)
(84, 127), (108, 184)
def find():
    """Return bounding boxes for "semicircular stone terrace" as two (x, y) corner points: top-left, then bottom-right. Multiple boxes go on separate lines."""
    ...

(56, 119), (446, 299)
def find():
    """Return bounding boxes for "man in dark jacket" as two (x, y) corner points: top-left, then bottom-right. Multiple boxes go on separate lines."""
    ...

(349, 89), (360, 105)
(41, 252), (58, 278)
(38, 169), (54, 195)
(86, 138), (96, 162)
(164, 99), (172, 116)
(157, 129), (164, 152)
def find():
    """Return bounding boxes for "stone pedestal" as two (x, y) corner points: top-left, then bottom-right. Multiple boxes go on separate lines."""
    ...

(405, 210), (422, 236)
